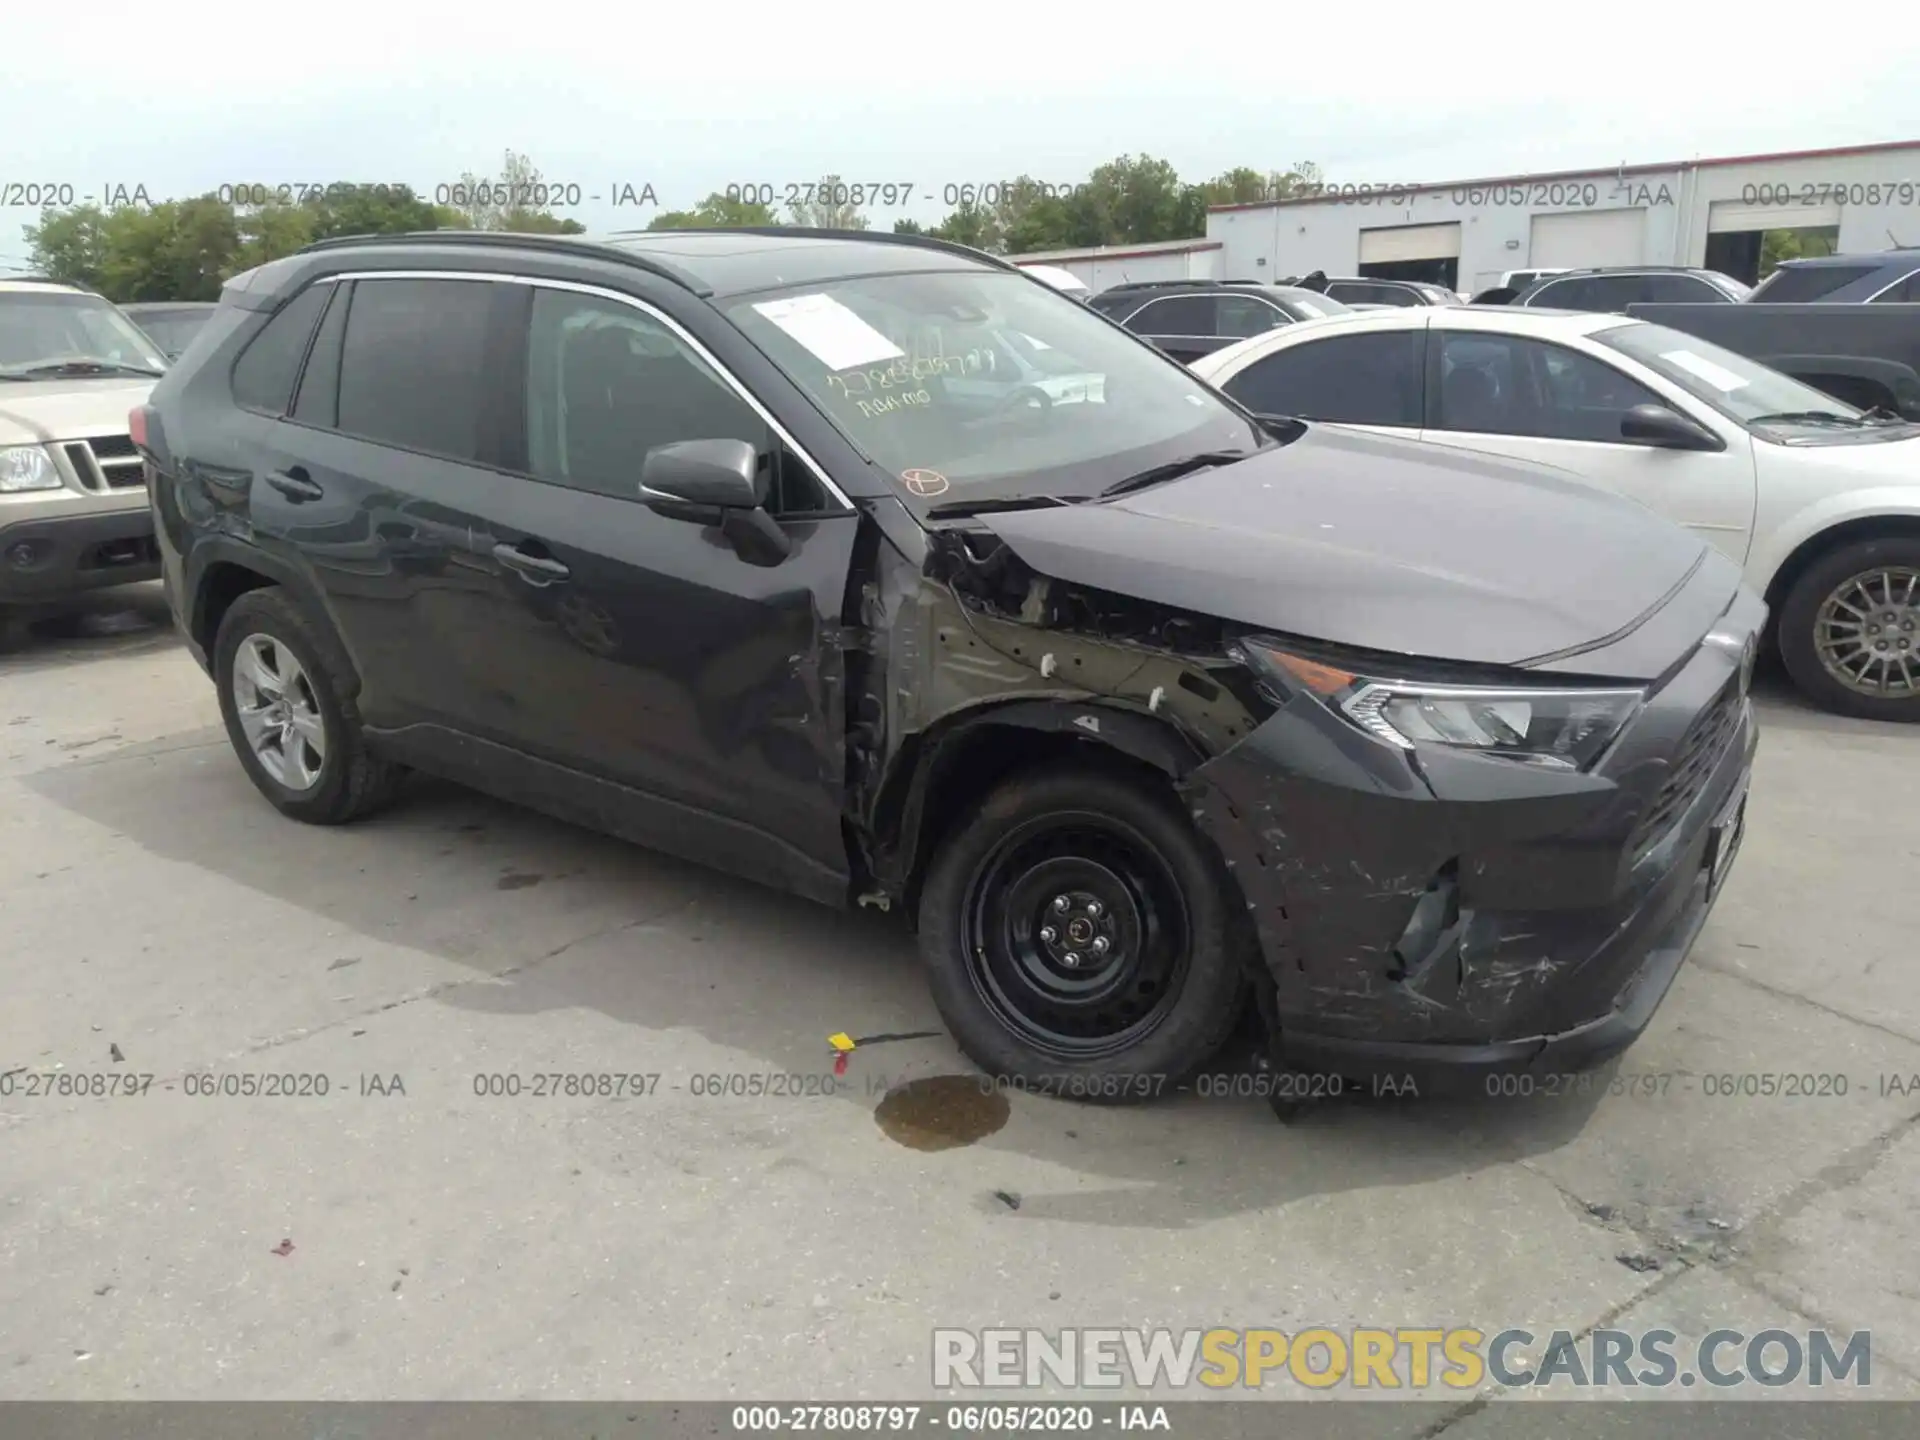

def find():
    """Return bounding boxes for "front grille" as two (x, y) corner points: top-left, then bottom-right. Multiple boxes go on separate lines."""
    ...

(1628, 678), (1743, 858)
(63, 436), (147, 491)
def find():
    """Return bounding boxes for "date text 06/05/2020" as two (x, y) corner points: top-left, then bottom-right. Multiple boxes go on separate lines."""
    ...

(0, 181), (665, 211)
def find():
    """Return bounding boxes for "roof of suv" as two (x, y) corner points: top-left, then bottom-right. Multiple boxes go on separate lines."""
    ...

(1771, 248), (1920, 269)
(293, 227), (1014, 300)
(1089, 281), (1338, 308)
(1512, 266), (1748, 304)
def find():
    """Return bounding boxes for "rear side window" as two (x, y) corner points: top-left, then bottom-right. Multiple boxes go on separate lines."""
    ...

(1222, 330), (1424, 426)
(1127, 294), (1217, 336)
(1530, 275), (1640, 312)
(230, 283), (332, 414)
(1750, 263), (1882, 303)
(335, 278), (497, 460)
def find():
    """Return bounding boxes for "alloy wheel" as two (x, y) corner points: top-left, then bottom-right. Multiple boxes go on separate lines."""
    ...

(1814, 566), (1920, 699)
(231, 633), (328, 791)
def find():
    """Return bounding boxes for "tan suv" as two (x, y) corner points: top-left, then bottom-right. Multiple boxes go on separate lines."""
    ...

(1, 278), (168, 632)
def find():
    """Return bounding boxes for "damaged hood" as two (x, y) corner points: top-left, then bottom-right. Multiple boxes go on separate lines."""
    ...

(980, 424), (1727, 672)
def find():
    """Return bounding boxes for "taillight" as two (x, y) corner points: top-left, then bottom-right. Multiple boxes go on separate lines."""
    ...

(129, 405), (149, 451)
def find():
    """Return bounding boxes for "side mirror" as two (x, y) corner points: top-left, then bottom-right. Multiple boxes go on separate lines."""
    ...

(639, 438), (791, 567)
(1620, 403), (1720, 451)
(640, 438), (766, 511)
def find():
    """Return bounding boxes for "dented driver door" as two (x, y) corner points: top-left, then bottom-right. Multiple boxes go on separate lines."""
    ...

(431, 280), (863, 904)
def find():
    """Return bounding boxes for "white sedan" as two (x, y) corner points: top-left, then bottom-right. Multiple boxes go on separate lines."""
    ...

(1188, 306), (1920, 723)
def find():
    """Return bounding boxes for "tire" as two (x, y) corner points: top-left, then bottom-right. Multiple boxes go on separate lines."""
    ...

(1777, 536), (1920, 723)
(917, 765), (1249, 1103)
(212, 587), (406, 822)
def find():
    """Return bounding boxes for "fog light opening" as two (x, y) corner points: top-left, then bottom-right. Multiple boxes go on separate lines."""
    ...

(1388, 860), (1463, 984)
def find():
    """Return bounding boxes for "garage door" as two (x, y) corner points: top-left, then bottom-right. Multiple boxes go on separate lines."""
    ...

(1358, 223), (1461, 264)
(1708, 198), (1843, 232)
(1529, 209), (1647, 268)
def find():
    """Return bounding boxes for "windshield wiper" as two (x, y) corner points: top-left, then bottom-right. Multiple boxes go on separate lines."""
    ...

(924, 494), (1085, 521)
(1745, 409), (1875, 427)
(1097, 450), (1250, 500)
(10, 360), (165, 380)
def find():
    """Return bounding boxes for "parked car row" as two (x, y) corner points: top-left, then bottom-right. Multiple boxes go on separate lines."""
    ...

(1186, 303), (1920, 722)
(0, 277), (170, 636)
(1086, 280), (1351, 361)
(128, 226), (1774, 1105)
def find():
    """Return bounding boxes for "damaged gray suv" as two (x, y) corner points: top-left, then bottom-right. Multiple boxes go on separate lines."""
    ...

(138, 228), (1762, 1098)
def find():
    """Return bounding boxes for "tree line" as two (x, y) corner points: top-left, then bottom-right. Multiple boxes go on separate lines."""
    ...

(22, 150), (1322, 304)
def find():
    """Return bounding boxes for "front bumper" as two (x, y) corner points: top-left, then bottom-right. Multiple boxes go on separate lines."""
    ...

(1187, 588), (1765, 1094)
(0, 502), (160, 603)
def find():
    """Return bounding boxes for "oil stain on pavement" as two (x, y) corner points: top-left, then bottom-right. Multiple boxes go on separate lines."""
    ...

(873, 1075), (1010, 1150)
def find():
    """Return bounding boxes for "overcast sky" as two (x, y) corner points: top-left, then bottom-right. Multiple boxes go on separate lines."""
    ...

(5, 1), (1918, 266)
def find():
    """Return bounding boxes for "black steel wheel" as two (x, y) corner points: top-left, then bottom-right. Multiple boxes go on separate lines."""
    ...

(961, 811), (1190, 1061)
(919, 765), (1248, 1100)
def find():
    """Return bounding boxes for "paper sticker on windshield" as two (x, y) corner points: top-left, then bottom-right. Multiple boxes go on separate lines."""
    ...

(899, 469), (950, 497)
(752, 294), (905, 372)
(1662, 350), (1750, 393)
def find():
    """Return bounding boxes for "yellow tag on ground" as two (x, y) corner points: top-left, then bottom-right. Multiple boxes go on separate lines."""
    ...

(828, 1032), (856, 1053)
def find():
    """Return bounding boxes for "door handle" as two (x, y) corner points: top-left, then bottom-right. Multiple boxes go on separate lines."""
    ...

(492, 541), (570, 584)
(265, 467), (323, 502)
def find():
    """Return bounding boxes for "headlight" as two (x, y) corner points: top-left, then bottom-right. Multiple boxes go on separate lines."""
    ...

(1239, 639), (1643, 772)
(0, 445), (64, 493)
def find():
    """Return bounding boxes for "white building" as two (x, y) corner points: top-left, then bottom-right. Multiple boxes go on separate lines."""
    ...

(1010, 237), (1221, 291)
(1205, 139), (1920, 295)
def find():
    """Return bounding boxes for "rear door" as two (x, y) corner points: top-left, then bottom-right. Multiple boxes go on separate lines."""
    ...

(1414, 329), (1757, 560)
(246, 274), (520, 733)
(1213, 325), (1428, 438)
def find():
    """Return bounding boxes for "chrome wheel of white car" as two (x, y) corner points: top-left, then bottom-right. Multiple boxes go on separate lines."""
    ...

(231, 632), (328, 790)
(1814, 566), (1920, 700)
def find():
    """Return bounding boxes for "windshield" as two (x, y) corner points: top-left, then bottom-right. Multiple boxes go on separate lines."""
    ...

(0, 291), (169, 376)
(1593, 321), (1867, 427)
(1285, 293), (1347, 319)
(722, 270), (1264, 505)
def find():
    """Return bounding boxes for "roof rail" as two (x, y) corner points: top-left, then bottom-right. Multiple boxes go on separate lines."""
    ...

(625, 225), (1019, 273)
(1098, 278), (1232, 293)
(293, 229), (709, 293)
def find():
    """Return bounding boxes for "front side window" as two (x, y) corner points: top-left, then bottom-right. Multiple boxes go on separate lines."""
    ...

(1593, 320), (1869, 428)
(1433, 333), (1662, 441)
(1639, 274), (1731, 303)
(1222, 330), (1424, 426)
(335, 278), (496, 461)
(1869, 270), (1920, 303)
(721, 270), (1263, 507)
(0, 290), (168, 378)
(1215, 294), (1287, 338)
(523, 289), (834, 512)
